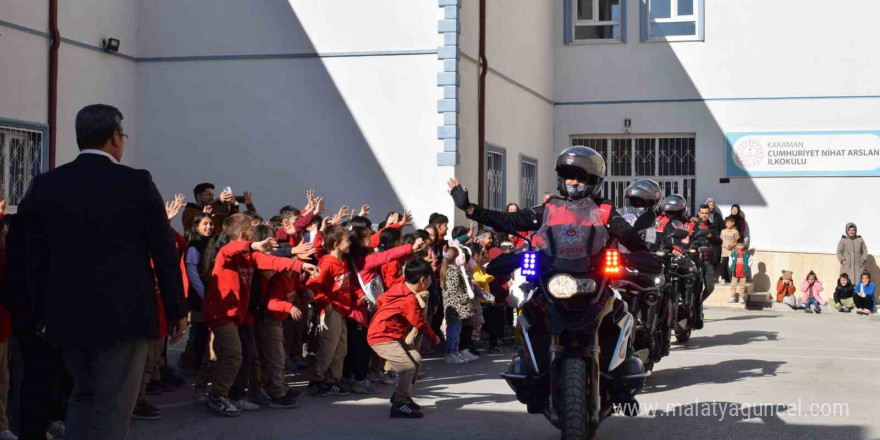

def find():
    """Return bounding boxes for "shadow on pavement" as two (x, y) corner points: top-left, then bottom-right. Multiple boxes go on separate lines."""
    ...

(643, 359), (785, 395)
(673, 330), (778, 351)
(704, 313), (780, 323)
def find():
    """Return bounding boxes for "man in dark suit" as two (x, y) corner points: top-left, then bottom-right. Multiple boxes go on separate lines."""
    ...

(18, 104), (187, 440)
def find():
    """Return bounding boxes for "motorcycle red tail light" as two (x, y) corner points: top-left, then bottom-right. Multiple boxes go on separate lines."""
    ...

(603, 248), (621, 277)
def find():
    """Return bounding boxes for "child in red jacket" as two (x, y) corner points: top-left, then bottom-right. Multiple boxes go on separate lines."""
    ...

(253, 265), (307, 409)
(306, 224), (360, 397)
(368, 258), (438, 419)
(202, 214), (318, 417)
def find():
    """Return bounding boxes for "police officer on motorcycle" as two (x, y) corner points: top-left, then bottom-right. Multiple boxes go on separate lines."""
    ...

(621, 179), (663, 248)
(446, 146), (648, 253)
(655, 195), (710, 329)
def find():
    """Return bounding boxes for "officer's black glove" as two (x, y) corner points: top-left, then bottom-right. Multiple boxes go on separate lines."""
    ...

(450, 185), (470, 210)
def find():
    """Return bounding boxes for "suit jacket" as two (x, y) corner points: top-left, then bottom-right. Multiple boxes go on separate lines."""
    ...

(18, 153), (186, 349)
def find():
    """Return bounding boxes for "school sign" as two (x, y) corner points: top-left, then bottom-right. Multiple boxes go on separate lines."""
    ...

(725, 130), (880, 177)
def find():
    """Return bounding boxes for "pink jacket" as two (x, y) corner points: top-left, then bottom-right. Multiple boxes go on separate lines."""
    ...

(801, 280), (827, 305)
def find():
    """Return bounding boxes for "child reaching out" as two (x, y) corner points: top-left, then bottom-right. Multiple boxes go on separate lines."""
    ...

(832, 273), (854, 313)
(202, 214), (318, 417)
(800, 271), (826, 314)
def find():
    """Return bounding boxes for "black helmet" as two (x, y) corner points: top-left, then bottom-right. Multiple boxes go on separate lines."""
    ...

(555, 146), (606, 200)
(625, 180), (662, 209)
(660, 194), (688, 220)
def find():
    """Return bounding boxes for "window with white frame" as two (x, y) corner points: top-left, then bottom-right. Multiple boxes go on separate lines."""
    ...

(573, 0), (623, 42)
(646, 0), (703, 41)
(0, 124), (45, 209)
(520, 157), (537, 208)
(486, 145), (506, 211)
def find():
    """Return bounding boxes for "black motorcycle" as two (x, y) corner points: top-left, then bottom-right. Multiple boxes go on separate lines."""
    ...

(664, 228), (712, 343)
(501, 240), (649, 440)
(614, 258), (670, 372)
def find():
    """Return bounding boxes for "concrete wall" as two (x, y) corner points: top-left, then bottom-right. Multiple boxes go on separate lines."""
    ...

(554, 0), (880, 254)
(133, 0), (450, 230)
(455, 0), (556, 227)
(0, 0), (139, 167)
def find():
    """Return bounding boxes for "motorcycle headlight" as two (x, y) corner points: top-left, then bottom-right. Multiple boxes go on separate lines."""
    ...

(548, 274), (579, 299)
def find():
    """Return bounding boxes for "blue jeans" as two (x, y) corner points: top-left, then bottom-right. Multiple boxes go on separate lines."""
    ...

(804, 298), (820, 310)
(445, 320), (462, 355)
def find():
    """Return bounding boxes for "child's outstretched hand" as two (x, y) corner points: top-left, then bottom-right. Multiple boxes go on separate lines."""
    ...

(165, 194), (186, 220)
(252, 237), (279, 254)
(412, 237), (426, 252)
(290, 306), (303, 321)
(302, 263), (320, 277)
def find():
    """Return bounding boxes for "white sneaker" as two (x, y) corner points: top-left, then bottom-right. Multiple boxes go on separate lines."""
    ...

(459, 351), (478, 362)
(445, 354), (466, 365)
(0, 430), (17, 440)
(231, 398), (261, 411)
(454, 352), (471, 363)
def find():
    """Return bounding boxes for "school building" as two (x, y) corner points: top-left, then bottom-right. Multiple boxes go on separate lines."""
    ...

(2, 0), (879, 291)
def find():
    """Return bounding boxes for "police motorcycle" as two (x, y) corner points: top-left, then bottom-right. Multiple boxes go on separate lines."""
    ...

(653, 196), (713, 344)
(447, 147), (653, 440)
(615, 180), (673, 371)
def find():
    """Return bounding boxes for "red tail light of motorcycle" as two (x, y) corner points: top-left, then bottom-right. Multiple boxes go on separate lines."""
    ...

(603, 248), (622, 277)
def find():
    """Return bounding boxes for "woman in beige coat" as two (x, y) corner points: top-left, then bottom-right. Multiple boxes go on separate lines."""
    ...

(837, 223), (868, 277)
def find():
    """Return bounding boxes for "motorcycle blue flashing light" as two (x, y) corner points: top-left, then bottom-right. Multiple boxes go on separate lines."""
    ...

(521, 251), (538, 279)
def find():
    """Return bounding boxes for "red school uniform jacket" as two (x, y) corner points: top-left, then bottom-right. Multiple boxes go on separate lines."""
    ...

(263, 270), (304, 321)
(307, 254), (362, 318)
(204, 241), (304, 328)
(151, 230), (189, 338)
(381, 260), (405, 290)
(348, 244), (415, 325)
(367, 282), (438, 346)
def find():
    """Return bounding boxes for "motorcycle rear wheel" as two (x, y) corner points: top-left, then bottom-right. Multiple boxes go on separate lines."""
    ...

(560, 357), (596, 440)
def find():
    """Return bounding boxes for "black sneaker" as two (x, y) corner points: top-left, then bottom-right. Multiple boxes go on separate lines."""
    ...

(160, 366), (186, 388)
(325, 383), (350, 396)
(131, 402), (162, 421)
(389, 393), (421, 410)
(285, 389), (304, 399)
(308, 382), (328, 397)
(815, 306), (821, 314)
(390, 401), (424, 419)
(146, 381), (163, 395)
(269, 394), (299, 409)
(468, 347), (481, 357)
(207, 393), (242, 417)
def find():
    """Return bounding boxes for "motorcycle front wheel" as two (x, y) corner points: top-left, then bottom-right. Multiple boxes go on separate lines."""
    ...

(560, 357), (595, 440)
(675, 329), (692, 343)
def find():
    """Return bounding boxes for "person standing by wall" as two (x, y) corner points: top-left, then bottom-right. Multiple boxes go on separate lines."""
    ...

(837, 223), (868, 279)
(730, 204), (750, 248)
(18, 104), (188, 440)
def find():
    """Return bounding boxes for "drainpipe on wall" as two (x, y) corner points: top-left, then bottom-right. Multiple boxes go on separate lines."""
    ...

(48, 0), (59, 169)
(476, 0), (487, 206)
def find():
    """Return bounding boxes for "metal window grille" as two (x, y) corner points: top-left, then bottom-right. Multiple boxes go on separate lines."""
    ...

(0, 125), (44, 208)
(520, 157), (538, 208)
(486, 149), (506, 211)
(570, 135), (697, 214)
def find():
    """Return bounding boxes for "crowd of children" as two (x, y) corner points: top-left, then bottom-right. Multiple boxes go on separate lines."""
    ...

(133, 184), (519, 422)
(775, 269), (877, 315)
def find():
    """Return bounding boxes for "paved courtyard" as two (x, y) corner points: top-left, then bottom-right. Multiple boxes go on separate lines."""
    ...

(131, 307), (880, 440)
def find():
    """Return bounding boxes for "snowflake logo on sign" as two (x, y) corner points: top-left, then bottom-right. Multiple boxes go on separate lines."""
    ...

(735, 140), (764, 168)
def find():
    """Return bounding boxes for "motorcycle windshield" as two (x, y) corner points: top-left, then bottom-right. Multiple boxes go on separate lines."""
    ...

(532, 198), (610, 266)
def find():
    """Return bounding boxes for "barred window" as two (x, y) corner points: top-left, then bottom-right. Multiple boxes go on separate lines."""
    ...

(520, 156), (538, 208)
(1, 124), (45, 209)
(486, 145), (506, 211)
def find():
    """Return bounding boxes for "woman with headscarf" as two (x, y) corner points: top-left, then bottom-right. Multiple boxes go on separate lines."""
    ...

(837, 223), (868, 278)
(730, 204), (751, 248)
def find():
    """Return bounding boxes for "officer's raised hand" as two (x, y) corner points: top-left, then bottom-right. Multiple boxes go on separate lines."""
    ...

(447, 178), (471, 210)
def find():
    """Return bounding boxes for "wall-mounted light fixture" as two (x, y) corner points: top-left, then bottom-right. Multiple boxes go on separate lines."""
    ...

(624, 118), (632, 134)
(103, 38), (120, 53)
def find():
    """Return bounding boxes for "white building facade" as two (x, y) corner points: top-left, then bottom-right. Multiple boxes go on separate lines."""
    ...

(2, 0), (879, 287)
